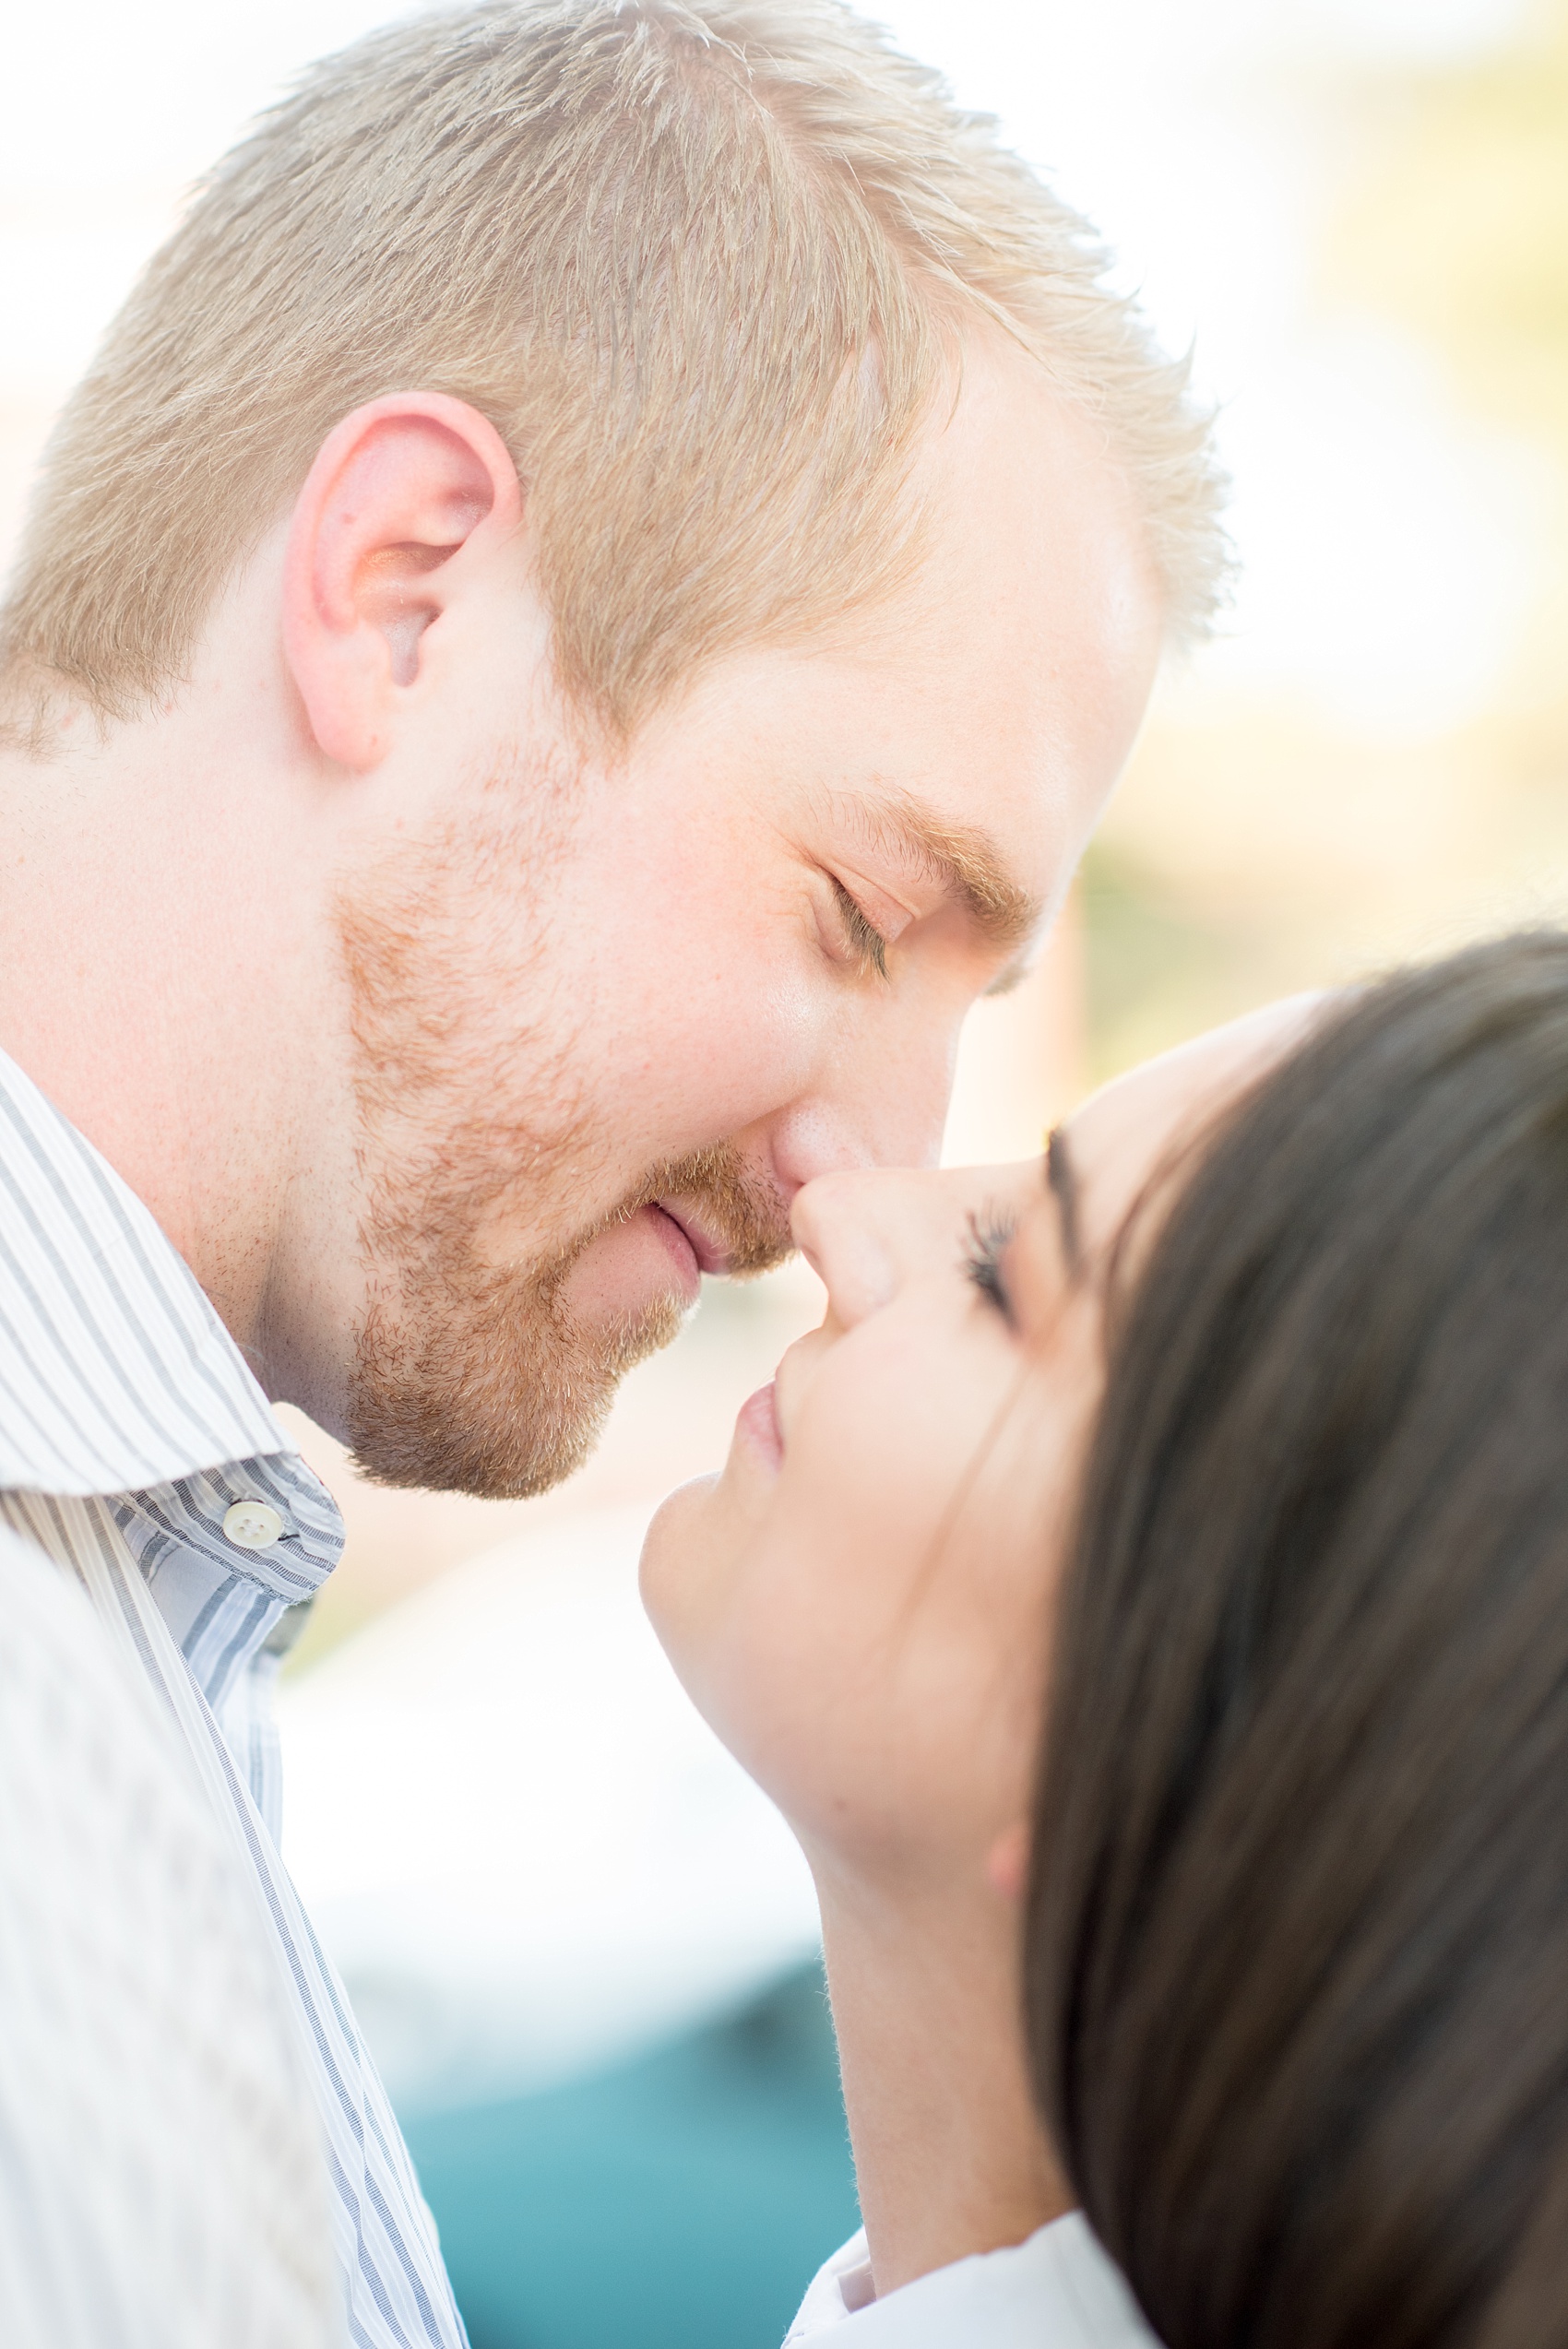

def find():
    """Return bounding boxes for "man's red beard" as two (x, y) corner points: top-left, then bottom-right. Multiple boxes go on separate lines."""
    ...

(348, 1139), (790, 1499)
(336, 770), (791, 1498)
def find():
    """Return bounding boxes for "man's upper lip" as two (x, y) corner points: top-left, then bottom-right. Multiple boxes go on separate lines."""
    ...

(655, 1201), (731, 1276)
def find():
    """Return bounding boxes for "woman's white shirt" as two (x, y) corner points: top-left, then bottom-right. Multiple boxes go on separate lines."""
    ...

(784, 2212), (1162, 2347)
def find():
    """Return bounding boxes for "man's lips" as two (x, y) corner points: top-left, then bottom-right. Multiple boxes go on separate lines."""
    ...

(640, 1203), (703, 1303)
(654, 1200), (733, 1276)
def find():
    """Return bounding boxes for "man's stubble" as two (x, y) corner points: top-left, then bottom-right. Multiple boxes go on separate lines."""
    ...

(336, 751), (790, 1499)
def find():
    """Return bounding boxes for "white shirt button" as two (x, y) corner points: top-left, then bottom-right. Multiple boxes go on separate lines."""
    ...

(222, 1500), (286, 1551)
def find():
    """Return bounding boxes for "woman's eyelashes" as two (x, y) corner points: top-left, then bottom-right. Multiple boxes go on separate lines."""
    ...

(964, 1207), (1019, 1323)
(830, 876), (890, 980)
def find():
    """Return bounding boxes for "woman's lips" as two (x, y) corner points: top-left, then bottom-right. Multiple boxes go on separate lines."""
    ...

(734, 1379), (784, 1473)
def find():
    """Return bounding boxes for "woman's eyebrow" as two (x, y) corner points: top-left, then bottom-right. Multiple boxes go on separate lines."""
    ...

(1047, 1123), (1082, 1273)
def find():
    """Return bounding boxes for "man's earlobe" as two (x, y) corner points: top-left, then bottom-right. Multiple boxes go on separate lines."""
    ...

(281, 393), (523, 772)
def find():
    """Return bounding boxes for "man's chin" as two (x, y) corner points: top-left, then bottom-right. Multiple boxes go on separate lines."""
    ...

(344, 1136), (788, 1499)
(346, 1289), (685, 1501)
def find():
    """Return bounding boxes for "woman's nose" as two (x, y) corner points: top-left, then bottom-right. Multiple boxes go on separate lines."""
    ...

(792, 1160), (1045, 1329)
(790, 1169), (931, 1327)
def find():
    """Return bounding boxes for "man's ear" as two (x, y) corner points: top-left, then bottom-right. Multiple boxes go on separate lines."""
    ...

(281, 393), (524, 772)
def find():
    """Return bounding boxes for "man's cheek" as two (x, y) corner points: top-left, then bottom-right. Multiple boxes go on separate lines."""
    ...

(616, 976), (822, 1139)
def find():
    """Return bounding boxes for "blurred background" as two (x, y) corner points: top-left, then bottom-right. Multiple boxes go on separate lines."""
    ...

(5, 0), (1565, 2340)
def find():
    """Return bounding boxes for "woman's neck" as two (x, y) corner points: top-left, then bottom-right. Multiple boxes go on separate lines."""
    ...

(814, 1862), (1074, 2300)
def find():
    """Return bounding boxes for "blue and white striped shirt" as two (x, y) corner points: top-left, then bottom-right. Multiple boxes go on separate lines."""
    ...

(0, 1045), (468, 2349)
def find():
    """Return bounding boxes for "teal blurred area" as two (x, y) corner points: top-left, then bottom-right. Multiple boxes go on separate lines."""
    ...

(402, 1964), (858, 2349)
(278, 1510), (858, 2348)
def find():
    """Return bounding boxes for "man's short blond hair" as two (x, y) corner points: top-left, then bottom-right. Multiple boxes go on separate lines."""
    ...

(0, 0), (1227, 741)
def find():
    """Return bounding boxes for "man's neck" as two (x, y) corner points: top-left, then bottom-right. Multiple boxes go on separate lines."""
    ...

(0, 681), (352, 1403)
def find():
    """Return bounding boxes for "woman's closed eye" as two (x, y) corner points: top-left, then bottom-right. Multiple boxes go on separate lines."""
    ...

(964, 1207), (1018, 1323)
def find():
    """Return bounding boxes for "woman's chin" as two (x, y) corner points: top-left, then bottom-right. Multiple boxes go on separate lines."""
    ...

(641, 1382), (787, 1660)
(641, 1464), (716, 1574)
(638, 1470), (726, 1646)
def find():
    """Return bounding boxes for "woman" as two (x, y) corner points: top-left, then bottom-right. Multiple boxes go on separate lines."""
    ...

(642, 978), (1317, 2343)
(642, 931), (1568, 2343)
(1029, 930), (1568, 2349)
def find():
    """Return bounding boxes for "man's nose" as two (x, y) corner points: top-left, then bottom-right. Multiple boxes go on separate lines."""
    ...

(765, 1009), (958, 1202)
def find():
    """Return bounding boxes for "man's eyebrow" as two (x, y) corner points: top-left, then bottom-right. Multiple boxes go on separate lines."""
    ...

(834, 789), (1042, 957)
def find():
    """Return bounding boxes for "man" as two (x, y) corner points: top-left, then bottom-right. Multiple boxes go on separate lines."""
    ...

(0, 0), (1223, 2337)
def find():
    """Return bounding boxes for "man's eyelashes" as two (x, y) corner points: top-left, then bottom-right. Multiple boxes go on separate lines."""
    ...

(831, 876), (890, 980)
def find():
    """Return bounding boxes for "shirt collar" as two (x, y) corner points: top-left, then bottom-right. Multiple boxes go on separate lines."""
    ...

(0, 1044), (302, 1498)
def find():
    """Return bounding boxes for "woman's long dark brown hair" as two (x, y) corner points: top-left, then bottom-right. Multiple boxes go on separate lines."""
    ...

(1028, 931), (1568, 2349)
